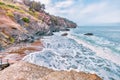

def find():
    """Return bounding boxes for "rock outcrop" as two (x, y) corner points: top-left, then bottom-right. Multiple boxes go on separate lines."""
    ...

(61, 33), (68, 36)
(0, 61), (102, 80)
(84, 33), (94, 36)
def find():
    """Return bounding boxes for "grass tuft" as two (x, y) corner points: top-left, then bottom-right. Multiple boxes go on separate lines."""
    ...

(22, 17), (30, 23)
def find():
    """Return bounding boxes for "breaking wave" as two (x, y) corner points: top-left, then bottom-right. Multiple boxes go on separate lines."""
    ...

(23, 34), (120, 80)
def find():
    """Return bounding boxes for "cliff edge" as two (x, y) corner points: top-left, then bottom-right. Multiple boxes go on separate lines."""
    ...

(0, 0), (77, 50)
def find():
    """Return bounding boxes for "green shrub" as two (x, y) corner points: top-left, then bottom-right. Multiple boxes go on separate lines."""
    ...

(9, 37), (15, 44)
(7, 4), (15, 8)
(0, 2), (5, 5)
(51, 17), (58, 25)
(7, 4), (19, 10)
(22, 17), (30, 23)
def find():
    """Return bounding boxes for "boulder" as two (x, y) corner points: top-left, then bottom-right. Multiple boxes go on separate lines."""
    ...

(84, 33), (93, 36)
(0, 61), (102, 80)
(61, 33), (68, 36)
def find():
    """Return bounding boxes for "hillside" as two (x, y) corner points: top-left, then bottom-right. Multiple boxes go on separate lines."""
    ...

(0, 0), (77, 50)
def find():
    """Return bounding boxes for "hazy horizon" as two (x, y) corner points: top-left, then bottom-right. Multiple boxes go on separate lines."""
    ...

(34, 0), (120, 26)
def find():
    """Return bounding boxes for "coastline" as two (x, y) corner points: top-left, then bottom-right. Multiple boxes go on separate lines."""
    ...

(0, 29), (102, 80)
(67, 33), (120, 65)
(1, 26), (120, 80)
(22, 31), (120, 80)
(1, 0), (119, 80)
(0, 0), (76, 65)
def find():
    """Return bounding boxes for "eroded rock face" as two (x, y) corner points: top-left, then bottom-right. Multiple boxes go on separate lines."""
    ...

(0, 5), (76, 50)
(0, 9), (25, 48)
(0, 0), (77, 50)
(0, 61), (102, 80)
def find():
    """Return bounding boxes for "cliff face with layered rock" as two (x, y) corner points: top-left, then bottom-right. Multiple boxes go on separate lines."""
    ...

(0, 61), (102, 80)
(0, 0), (77, 50)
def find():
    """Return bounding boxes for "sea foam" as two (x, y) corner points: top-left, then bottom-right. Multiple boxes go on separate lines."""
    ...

(67, 33), (120, 65)
(23, 34), (120, 80)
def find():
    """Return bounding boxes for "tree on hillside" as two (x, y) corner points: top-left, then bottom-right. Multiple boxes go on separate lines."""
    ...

(23, 0), (45, 12)
(23, 0), (30, 6)
(41, 4), (45, 11)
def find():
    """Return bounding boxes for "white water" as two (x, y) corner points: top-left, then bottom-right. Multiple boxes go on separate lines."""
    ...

(67, 33), (120, 65)
(23, 33), (120, 80)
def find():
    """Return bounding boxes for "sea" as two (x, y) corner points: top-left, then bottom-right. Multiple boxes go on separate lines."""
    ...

(23, 26), (120, 80)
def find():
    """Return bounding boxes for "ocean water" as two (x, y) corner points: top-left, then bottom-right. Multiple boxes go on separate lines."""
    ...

(23, 26), (120, 80)
(70, 26), (120, 64)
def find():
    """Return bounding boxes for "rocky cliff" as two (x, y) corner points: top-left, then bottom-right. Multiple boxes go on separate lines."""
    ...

(0, 0), (77, 50)
(0, 1), (103, 79)
(0, 61), (102, 80)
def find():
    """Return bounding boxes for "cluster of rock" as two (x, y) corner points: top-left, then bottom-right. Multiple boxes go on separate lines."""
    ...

(0, 61), (102, 80)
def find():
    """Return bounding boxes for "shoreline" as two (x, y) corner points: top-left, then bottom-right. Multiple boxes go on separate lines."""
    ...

(67, 33), (120, 65)
(0, 31), (120, 78)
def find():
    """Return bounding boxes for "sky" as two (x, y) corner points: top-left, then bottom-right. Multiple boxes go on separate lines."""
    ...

(35, 0), (120, 26)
